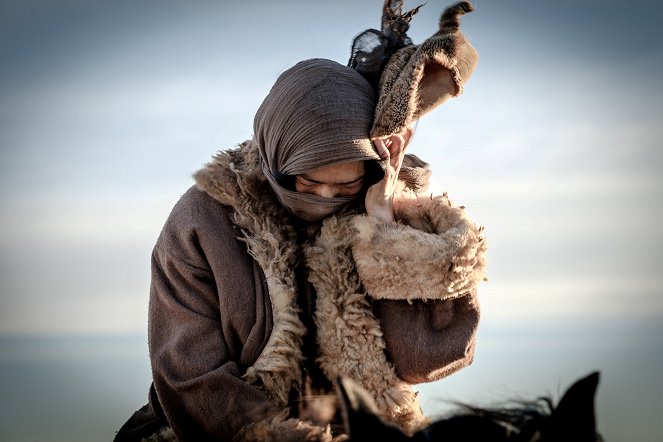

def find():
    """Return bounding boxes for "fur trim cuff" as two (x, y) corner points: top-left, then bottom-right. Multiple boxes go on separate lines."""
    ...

(351, 193), (486, 302)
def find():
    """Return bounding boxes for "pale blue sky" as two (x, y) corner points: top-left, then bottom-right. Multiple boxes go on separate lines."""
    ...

(1, 0), (661, 335)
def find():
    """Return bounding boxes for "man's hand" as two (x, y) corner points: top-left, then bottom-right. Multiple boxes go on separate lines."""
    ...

(365, 127), (413, 222)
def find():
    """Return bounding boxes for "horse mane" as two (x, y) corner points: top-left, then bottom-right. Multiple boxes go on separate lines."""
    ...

(423, 397), (555, 441)
(338, 372), (602, 441)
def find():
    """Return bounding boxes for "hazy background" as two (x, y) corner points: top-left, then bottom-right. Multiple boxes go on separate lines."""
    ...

(1, 0), (662, 440)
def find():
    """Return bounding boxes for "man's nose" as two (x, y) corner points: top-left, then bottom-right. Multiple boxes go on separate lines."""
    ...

(313, 185), (337, 198)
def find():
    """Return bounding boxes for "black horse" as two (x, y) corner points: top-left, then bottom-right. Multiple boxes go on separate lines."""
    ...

(338, 372), (602, 441)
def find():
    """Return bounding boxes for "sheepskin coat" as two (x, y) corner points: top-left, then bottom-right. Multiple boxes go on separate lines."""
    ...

(115, 140), (486, 442)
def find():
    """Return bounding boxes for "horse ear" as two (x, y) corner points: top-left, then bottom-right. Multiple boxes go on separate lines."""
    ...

(547, 371), (600, 440)
(336, 376), (409, 441)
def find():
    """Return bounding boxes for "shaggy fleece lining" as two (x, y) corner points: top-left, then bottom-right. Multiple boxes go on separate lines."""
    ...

(140, 426), (177, 442)
(234, 410), (334, 442)
(194, 140), (485, 436)
(194, 141), (306, 407)
(306, 216), (429, 434)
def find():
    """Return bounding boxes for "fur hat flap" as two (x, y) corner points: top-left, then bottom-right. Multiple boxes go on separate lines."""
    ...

(371, 1), (479, 138)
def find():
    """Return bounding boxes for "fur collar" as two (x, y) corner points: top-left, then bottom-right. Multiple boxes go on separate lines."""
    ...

(193, 140), (485, 433)
(194, 140), (306, 408)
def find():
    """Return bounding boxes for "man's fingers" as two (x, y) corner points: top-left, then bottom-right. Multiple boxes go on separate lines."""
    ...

(388, 134), (405, 158)
(373, 138), (390, 161)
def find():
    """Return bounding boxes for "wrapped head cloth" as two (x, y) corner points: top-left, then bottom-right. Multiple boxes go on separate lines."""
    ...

(254, 59), (381, 221)
(255, 2), (478, 221)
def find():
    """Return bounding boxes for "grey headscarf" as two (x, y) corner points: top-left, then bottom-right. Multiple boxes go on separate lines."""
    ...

(254, 58), (382, 221)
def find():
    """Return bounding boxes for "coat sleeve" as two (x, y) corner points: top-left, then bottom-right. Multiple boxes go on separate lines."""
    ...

(148, 187), (281, 441)
(371, 291), (479, 384)
(350, 193), (486, 384)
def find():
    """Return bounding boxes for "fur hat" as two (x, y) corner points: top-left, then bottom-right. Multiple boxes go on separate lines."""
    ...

(349, 1), (479, 138)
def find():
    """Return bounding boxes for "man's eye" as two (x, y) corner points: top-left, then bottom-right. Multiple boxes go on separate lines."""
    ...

(343, 182), (362, 189)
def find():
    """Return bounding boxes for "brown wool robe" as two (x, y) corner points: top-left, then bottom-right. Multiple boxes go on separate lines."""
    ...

(114, 140), (486, 442)
(114, 4), (485, 440)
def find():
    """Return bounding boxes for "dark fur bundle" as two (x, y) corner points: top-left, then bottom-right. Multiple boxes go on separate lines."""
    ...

(348, 1), (473, 93)
(348, 0), (424, 91)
